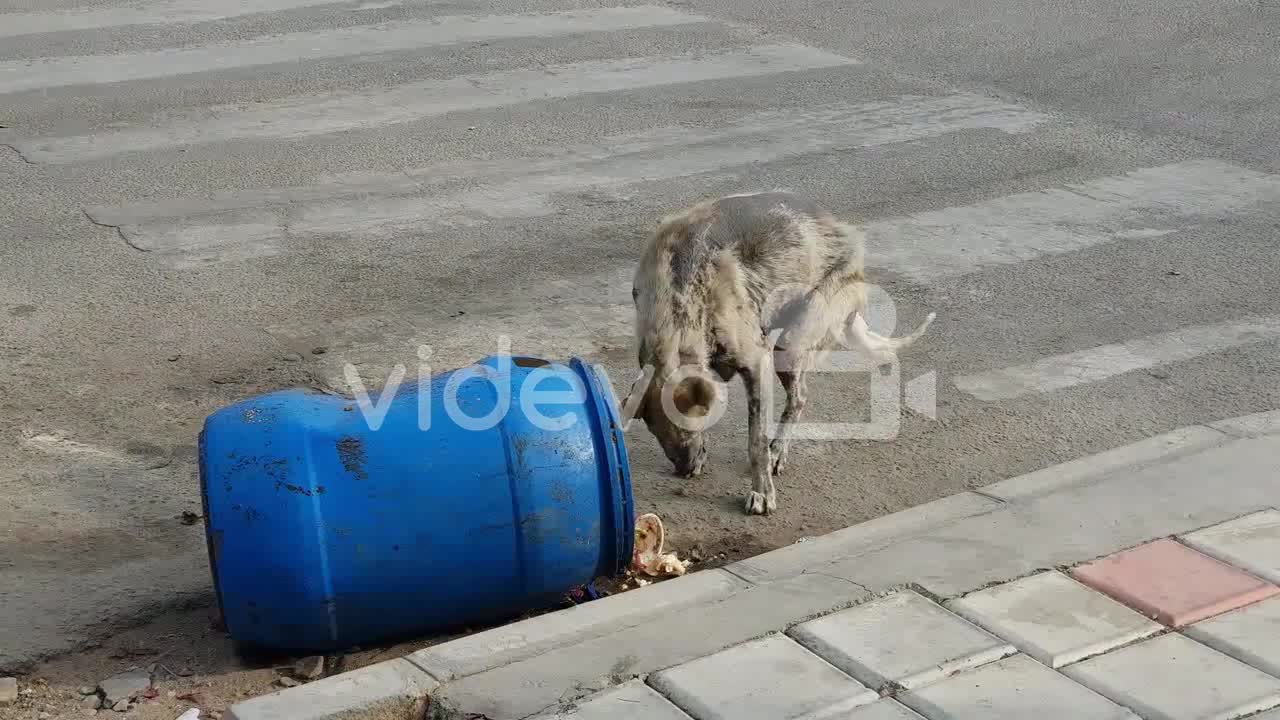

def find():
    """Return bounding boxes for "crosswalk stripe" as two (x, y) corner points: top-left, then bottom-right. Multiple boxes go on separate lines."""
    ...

(0, 5), (706, 95)
(82, 93), (1047, 267)
(121, 219), (287, 268)
(19, 43), (858, 165)
(91, 92), (1041, 227)
(0, 0), (401, 38)
(866, 159), (1280, 284)
(953, 316), (1280, 401)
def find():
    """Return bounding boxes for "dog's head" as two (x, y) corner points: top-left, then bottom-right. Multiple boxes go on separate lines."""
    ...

(620, 349), (719, 478)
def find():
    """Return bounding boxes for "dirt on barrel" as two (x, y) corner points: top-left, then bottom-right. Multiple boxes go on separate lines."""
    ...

(335, 437), (368, 481)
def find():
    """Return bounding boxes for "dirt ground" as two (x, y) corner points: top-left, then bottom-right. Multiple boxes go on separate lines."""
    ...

(0, 600), (415, 720)
(0, 535), (755, 720)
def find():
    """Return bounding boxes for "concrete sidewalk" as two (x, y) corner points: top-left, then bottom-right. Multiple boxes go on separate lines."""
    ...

(227, 410), (1280, 720)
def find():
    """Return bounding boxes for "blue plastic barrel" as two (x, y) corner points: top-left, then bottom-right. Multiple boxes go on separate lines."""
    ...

(198, 354), (633, 652)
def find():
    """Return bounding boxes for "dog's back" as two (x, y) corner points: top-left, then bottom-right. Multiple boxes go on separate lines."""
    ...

(632, 191), (865, 359)
(637, 189), (865, 326)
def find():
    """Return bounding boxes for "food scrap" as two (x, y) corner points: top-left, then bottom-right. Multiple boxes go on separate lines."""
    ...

(631, 513), (691, 577)
(565, 513), (696, 602)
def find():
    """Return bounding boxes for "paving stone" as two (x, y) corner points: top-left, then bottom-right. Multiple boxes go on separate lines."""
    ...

(412, 569), (747, 681)
(1071, 538), (1280, 627)
(727, 492), (1001, 584)
(533, 680), (691, 720)
(842, 700), (926, 719)
(225, 658), (436, 720)
(435, 573), (869, 720)
(648, 634), (877, 720)
(1185, 596), (1280, 679)
(1210, 410), (1280, 438)
(1181, 509), (1280, 585)
(1063, 632), (1280, 720)
(899, 653), (1137, 720)
(947, 570), (1162, 667)
(789, 590), (1014, 690)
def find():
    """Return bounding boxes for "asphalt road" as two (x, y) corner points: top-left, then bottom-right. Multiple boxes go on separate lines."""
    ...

(2, 0), (1279, 672)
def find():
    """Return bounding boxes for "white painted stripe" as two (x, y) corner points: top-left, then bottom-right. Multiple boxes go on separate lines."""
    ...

(123, 217), (286, 270)
(866, 159), (1280, 283)
(954, 316), (1280, 401)
(0, 0), (387, 38)
(21, 43), (857, 165)
(81, 93), (1047, 265)
(88, 92), (1043, 226)
(91, 92), (1041, 226)
(0, 6), (706, 94)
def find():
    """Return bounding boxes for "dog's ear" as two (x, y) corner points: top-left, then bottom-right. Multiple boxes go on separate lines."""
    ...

(673, 374), (717, 418)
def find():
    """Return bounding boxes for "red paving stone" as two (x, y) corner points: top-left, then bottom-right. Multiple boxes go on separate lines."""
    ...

(1071, 538), (1280, 627)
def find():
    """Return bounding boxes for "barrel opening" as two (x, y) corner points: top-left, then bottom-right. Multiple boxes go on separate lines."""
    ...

(512, 356), (551, 368)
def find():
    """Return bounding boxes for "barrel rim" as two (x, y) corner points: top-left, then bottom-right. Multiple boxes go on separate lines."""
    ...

(569, 357), (635, 577)
(196, 424), (231, 633)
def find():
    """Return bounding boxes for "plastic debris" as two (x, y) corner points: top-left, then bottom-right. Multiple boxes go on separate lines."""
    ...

(293, 656), (325, 681)
(564, 581), (604, 605)
(631, 513), (691, 577)
(176, 709), (201, 720)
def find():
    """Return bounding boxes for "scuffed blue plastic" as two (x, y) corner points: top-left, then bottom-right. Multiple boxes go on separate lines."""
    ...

(198, 354), (633, 652)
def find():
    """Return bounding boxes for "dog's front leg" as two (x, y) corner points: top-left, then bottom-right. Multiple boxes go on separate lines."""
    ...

(740, 350), (777, 515)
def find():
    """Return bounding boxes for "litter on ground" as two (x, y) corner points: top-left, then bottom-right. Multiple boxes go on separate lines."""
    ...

(631, 513), (692, 577)
(566, 512), (694, 603)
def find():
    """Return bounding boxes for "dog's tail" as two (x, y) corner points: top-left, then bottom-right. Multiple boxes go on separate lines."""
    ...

(845, 311), (936, 365)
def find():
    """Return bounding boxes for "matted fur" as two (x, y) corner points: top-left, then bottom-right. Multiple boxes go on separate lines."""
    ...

(621, 191), (935, 515)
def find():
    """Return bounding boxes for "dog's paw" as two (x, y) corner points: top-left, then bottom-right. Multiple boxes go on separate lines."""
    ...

(744, 490), (777, 516)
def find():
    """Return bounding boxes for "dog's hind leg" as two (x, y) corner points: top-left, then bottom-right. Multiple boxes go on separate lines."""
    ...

(768, 367), (808, 476)
(766, 329), (816, 477)
(740, 343), (778, 515)
(763, 273), (856, 476)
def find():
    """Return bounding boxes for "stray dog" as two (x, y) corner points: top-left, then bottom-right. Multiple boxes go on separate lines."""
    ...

(620, 191), (935, 515)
